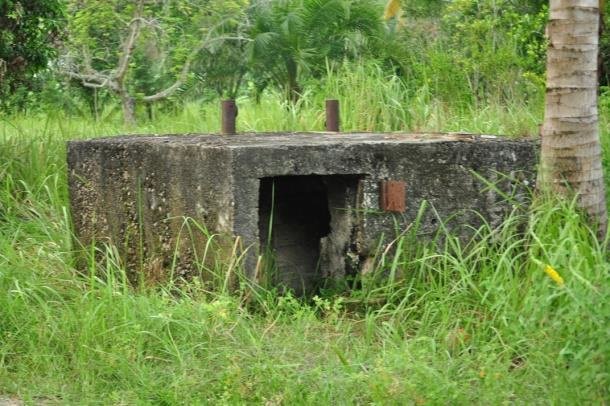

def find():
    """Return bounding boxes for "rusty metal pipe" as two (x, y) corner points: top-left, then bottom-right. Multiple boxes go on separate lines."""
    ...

(221, 99), (238, 134)
(325, 99), (340, 132)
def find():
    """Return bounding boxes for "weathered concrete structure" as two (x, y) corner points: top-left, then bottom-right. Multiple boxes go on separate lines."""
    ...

(68, 132), (538, 293)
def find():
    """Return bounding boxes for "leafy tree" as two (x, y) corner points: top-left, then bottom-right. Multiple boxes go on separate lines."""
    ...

(193, 37), (249, 100)
(247, 0), (383, 103)
(61, 0), (249, 125)
(0, 0), (64, 110)
(442, 0), (548, 100)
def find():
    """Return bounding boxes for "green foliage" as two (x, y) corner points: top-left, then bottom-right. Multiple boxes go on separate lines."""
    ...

(400, 0), (445, 17)
(68, 0), (222, 90)
(0, 104), (609, 402)
(505, 5), (548, 77)
(247, 0), (383, 102)
(441, 0), (547, 101)
(194, 41), (248, 99)
(0, 0), (64, 110)
(1, 0), (551, 120)
(62, 0), (249, 123)
(600, 2), (610, 86)
(1, 1), (610, 402)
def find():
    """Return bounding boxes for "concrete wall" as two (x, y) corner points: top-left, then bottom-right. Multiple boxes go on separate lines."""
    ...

(68, 132), (538, 291)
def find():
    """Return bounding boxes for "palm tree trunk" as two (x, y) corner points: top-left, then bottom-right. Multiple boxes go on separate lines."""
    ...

(540, 0), (607, 236)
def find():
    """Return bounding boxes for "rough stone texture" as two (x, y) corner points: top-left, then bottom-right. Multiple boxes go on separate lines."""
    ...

(68, 132), (538, 293)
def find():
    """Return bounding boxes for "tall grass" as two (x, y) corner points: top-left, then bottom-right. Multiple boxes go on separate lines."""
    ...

(1, 63), (543, 137)
(0, 65), (609, 403)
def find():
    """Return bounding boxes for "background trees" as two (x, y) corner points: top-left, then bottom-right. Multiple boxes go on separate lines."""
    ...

(247, 0), (383, 103)
(61, 0), (249, 125)
(2, 0), (610, 133)
(0, 0), (64, 110)
(442, 0), (548, 101)
(2, 0), (552, 120)
(56, 0), (386, 122)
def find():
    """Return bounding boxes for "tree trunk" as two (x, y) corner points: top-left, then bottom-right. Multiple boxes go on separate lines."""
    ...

(93, 88), (99, 122)
(146, 102), (153, 121)
(285, 58), (301, 104)
(540, 0), (608, 236)
(121, 94), (137, 126)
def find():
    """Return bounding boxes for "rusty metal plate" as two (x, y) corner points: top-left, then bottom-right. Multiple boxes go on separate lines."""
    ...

(380, 180), (406, 213)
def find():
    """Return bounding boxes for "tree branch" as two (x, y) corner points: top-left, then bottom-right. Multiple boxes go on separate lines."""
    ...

(114, 0), (145, 83)
(65, 70), (119, 91)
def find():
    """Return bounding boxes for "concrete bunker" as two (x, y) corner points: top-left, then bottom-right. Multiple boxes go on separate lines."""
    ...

(67, 132), (539, 293)
(258, 175), (363, 294)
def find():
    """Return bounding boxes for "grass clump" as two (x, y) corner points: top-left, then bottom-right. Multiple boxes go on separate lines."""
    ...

(1, 187), (608, 403)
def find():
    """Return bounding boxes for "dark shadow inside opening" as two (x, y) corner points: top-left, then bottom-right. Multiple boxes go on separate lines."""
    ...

(259, 175), (332, 295)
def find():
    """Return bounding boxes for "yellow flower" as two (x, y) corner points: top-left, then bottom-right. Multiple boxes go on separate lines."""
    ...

(544, 265), (564, 286)
(384, 0), (401, 20)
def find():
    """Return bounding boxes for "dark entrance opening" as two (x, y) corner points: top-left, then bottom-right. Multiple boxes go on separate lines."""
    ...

(259, 175), (362, 295)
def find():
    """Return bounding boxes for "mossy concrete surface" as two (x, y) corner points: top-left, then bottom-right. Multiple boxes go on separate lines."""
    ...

(67, 132), (538, 292)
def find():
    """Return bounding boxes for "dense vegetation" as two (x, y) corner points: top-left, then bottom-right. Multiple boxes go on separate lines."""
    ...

(1, 0), (609, 403)
(3, 0), (556, 119)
